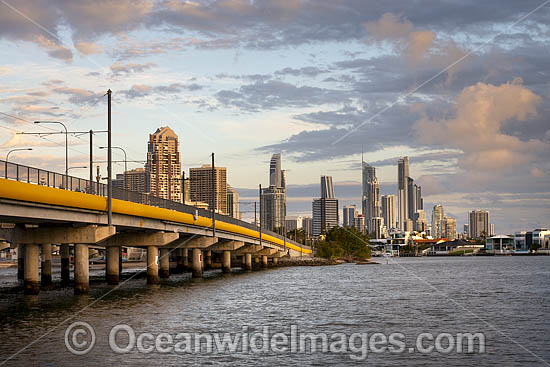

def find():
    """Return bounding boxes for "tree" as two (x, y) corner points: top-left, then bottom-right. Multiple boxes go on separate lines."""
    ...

(315, 226), (372, 260)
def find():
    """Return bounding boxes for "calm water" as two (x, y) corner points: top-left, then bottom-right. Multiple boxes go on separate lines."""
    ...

(0, 256), (549, 366)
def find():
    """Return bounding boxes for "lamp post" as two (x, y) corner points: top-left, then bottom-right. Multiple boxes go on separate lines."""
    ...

(5, 148), (32, 178)
(67, 166), (88, 173)
(34, 121), (68, 177)
(100, 146), (127, 190)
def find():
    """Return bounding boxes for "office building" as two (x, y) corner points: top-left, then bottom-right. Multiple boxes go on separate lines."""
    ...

(354, 214), (365, 233)
(312, 176), (338, 237)
(226, 185), (240, 219)
(302, 217), (313, 238)
(146, 126), (182, 202)
(343, 205), (356, 227)
(261, 186), (286, 232)
(124, 167), (146, 193)
(281, 170), (287, 189)
(397, 157), (409, 230)
(269, 153), (282, 187)
(370, 217), (385, 239)
(362, 161), (381, 233)
(469, 210), (490, 239)
(113, 173), (125, 190)
(285, 216), (303, 232)
(442, 216), (457, 240)
(381, 195), (396, 230)
(414, 209), (428, 232)
(189, 165), (228, 214)
(432, 204), (444, 238)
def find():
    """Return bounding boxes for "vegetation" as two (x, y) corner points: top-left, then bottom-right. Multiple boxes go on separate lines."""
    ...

(315, 226), (371, 260)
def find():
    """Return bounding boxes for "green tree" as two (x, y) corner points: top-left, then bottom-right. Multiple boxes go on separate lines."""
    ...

(315, 226), (371, 260)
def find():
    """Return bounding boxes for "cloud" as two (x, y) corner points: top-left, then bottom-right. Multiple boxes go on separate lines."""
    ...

(33, 35), (73, 62)
(52, 87), (104, 106)
(119, 83), (203, 99)
(74, 41), (102, 55)
(413, 80), (547, 180)
(110, 62), (156, 75)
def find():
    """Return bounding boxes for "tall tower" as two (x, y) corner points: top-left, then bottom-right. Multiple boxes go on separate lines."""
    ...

(397, 156), (410, 230)
(269, 153), (282, 187)
(469, 210), (490, 239)
(146, 126), (182, 202)
(381, 194), (396, 230)
(432, 204), (444, 238)
(320, 176), (335, 199)
(189, 165), (228, 214)
(362, 157), (380, 233)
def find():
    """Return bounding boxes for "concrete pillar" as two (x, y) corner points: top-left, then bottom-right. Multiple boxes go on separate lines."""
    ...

(254, 256), (260, 264)
(17, 244), (25, 281)
(222, 250), (231, 273)
(262, 255), (268, 268)
(119, 247), (123, 275)
(183, 248), (189, 270)
(273, 257), (278, 265)
(176, 248), (184, 273)
(60, 244), (70, 286)
(41, 243), (52, 286)
(106, 246), (120, 285)
(147, 246), (159, 285)
(245, 253), (252, 270)
(160, 248), (170, 279)
(191, 248), (202, 278)
(205, 250), (212, 270)
(74, 244), (89, 295)
(24, 243), (40, 295)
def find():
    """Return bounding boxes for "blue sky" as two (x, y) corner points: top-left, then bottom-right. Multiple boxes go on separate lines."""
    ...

(1, 0), (549, 233)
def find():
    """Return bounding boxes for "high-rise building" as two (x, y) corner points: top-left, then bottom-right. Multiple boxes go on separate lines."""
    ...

(124, 167), (146, 193)
(226, 185), (240, 219)
(370, 217), (385, 239)
(261, 186), (286, 232)
(362, 161), (381, 233)
(285, 216), (303, 232)
(313, 176), (338, 237)
(269, 153), (282, 187)
(442, 216), (457, 240)
(281, 170), (287, 190)
(321, 175), (335, 199)
(302, 217), (313, 238)
(189, 165), (228, 214)
(408, 178), (423, 220)
(414, 209), (428, 232)
(397, 156), (409, 230)
(343, 205), (356, 227)
(146, 126), (182, 202)
(381, 195), (397, 230)
(113, 173), (124, 190)
(354, 215), (365, 233)
(469, 210), (490, 239)
(432, 204), (444, 238)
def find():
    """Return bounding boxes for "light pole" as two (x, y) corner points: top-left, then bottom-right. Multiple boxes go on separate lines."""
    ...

(67, 166), (88, 173)
(100, 146), (127, 174)
(34, 121), (68, 177)
(5, 148), (32, 178)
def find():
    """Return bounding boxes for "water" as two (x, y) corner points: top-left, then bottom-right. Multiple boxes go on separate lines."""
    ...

(0, 256), (549, 366)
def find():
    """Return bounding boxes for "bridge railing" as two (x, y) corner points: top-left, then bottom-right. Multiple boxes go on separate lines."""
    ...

(0, 160), (310, 251)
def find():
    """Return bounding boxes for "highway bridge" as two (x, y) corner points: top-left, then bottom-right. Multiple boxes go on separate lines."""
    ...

(0, 160), (312, 295)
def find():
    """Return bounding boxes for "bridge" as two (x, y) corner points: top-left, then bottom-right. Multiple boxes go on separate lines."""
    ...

(0, 160), (312, 295)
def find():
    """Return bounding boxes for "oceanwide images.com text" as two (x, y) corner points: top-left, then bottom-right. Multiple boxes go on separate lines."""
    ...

(65, 322), (486, 360)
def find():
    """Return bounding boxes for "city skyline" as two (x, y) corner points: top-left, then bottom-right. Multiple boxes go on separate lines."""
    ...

(0, 1), (549, 234)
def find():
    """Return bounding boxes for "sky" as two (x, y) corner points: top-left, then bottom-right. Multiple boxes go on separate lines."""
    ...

(0, 0), (549, 233)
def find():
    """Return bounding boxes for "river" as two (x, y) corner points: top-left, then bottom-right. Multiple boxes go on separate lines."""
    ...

(0, 256), (549, 366)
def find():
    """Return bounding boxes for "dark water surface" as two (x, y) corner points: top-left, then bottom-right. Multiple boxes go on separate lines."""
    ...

(0, 256), (549, 366)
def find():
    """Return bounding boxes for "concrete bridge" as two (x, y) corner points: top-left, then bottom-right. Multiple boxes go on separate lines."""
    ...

(0, 160), (312, 295)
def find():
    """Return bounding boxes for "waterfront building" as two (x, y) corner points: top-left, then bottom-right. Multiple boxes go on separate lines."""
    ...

(381, 194), (396, 231)
(354, 214), (365, 233)
(189, 165), (228, 214)
(269, 153), (282, 187)
(226, 185), (240, 219)
(146, 126), (182, 202)
(343, 205), (356, 227)
(432, 204), (444, 238)
(312, 176), (338, 237)
(261, 186), (286, 232)
(486, 235), (514, 253)
(285, 216), (303, 232)
(124, 167), (146, 193)
(469, 210), (490, 239)
(397, 157), (409, 230)
(370, 217), (385, 239)
(302, 217), (313, 238)
(441, 216), (457, 240)
(413, 209), (428, 232)
(514, 231), (527, 251)
(362, 160), (381, 233)
(532, 228), (550, 250)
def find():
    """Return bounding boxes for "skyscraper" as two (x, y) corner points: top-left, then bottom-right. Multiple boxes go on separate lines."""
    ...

(381, 195), (396, 230)
(414, 209), (428, 232)
(469, 210), (490, 239)
(362, 161), (381, 233)
(226, 185), (240, 219)
(432, 204), (444, 238)
(343, 205), (356, 227)
(269, 153), (282, 187)
(261, 186), (286, 232)
(146, 126), (182, 202)
(321, 175), (335, 199)
(124, 168), (146, 193)
(397, 157), (409, 230)
(312, 176), (338, 237)
(442, 216), (457, 240)
(189, 165), (228, 214)
(281, 170), (287, 190)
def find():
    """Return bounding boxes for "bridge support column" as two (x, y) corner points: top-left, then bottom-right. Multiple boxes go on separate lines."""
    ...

(191, 248), (202, 278)
(222, 251), (231, 273)
(17, 244), (25, 281)
(205, 250), (212, 270)
(245, 253), (252, 270)
(254, 256), (260, 264)
(183, 248), (189, 270)
(160, 248), (170, 279)
(273, 257), (278, 266)
(176, 248), (184, 273)
(41, 243), (52, 286)
(106, 246), (120, 285)
(24, 243), (39, 295)
(60, 244), (70, 286)
(74, 244), (89, 295)
(119, 247), (123, 275)
(147, 246), (159, 285)
(262, 255), (268, 268)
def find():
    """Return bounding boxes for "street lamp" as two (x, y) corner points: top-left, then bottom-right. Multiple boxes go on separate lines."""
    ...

(34, 121), (68, 177)
(5, 148), (32, 178)
(67, 166), (88, 173)
(99, 146), (127, 174)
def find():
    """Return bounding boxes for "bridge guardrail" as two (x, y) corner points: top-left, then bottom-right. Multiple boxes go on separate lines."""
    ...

(0, 160), (309, 251)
